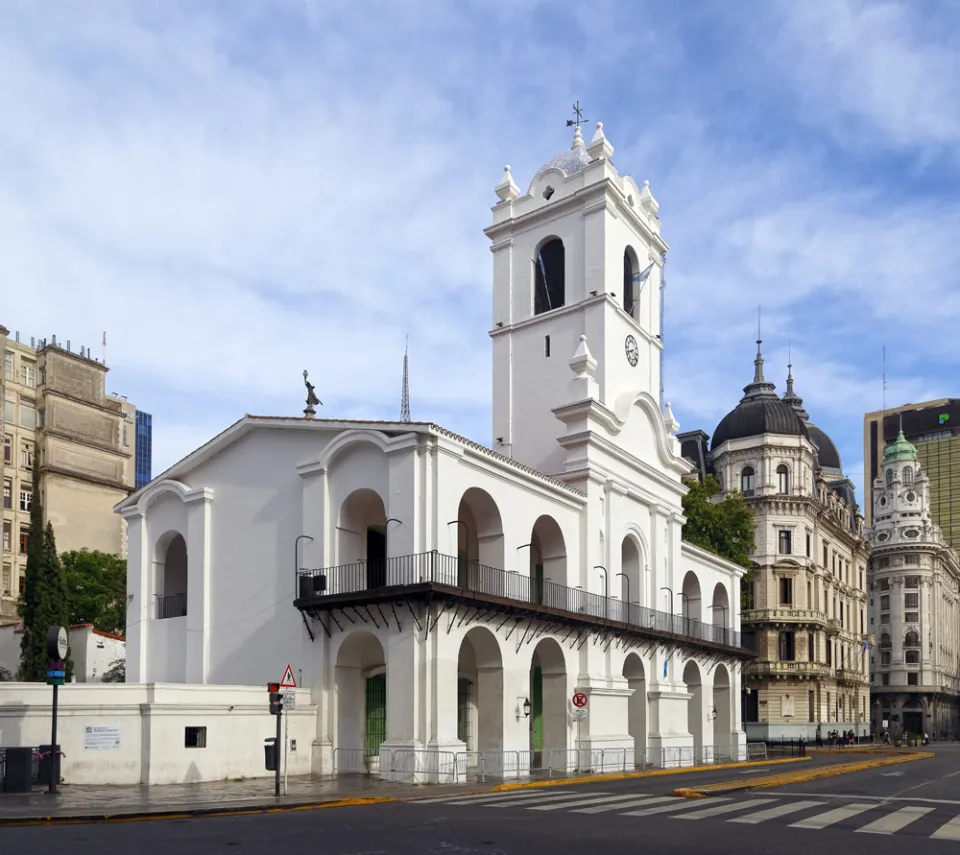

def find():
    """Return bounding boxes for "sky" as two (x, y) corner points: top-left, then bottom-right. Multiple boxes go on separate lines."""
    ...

(3, 0), (960, 508)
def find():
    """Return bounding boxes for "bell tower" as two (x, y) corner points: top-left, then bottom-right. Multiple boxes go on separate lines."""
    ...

(484, 121), (669, 475)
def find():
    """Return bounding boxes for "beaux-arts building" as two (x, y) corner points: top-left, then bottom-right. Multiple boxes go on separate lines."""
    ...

(116, 122), (751, 779)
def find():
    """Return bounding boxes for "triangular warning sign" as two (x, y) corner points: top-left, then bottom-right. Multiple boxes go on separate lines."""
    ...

(280, 664), (297, 688)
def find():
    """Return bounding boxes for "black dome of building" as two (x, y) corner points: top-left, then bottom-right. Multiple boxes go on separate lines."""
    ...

(710, 340), (808, 452)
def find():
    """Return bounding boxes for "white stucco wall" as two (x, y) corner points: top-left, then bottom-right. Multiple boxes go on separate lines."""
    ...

(0, 683), (313, 785)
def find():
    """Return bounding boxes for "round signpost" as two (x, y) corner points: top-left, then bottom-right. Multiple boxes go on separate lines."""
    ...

(45, 626), (68, 795)
(572, 692), (588, 709)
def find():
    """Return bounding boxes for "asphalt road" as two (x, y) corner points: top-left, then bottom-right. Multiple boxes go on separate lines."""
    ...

(4, 750), (957, 853)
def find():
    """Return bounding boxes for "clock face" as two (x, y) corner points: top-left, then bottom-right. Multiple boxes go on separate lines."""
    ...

(625, 335), (639, 367)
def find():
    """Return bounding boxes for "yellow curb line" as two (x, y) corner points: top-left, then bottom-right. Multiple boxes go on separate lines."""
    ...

(491, 755), (811, 792)
(673, 751), (935, 798)
(809, 748), (919, 755)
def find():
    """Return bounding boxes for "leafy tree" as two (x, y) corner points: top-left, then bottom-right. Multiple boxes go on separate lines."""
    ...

(61, 549), (127, 635)
(0, 665), (11, 682)
(681, 474), (756, 606)
(101, 658), (125, 683)
(19, 450), (73, 681)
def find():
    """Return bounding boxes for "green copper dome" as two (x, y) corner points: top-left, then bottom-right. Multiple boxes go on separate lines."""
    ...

(883, 428), (918, 462)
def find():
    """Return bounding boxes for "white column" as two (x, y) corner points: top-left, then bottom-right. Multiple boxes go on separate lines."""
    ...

(185, 490), (213, 684)
(121, 507), (148, 683)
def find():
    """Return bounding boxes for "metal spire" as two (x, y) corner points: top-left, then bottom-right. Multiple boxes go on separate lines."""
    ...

(400, 336), (411, 422)
(740, 306), (778, 401)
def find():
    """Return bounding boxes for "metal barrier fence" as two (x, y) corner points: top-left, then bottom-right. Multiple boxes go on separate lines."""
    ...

(346, 742), (767, 784)
(762, 738), (806, 757)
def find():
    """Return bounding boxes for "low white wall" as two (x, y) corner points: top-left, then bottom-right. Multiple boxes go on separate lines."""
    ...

(0, 682), (316, 785)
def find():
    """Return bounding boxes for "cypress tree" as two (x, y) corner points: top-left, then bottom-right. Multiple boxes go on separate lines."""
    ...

(18, 445), (73, 681)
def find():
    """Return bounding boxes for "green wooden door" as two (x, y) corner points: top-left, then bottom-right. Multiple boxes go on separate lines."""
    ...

(532, 666), (543, 753)
(364, 673), (387, 756)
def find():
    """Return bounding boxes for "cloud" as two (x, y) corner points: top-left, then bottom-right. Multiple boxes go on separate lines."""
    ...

(2, 0), (958, 507)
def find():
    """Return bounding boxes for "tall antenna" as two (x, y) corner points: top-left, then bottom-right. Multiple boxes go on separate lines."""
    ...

(882, 344), (887, 416)
(400, 336), (411, 422)
(659, 252), (666, 409)
(102, 331), (107, 366)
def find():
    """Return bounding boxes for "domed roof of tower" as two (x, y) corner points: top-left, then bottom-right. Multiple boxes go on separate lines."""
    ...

(532, 125), (592, 181)
(884, 428), (918, 462)
(782, 361), (842, 472)
(710, 337), (809, 451)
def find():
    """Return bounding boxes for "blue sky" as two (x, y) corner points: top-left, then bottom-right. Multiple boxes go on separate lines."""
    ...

(3, 0), (960, 509)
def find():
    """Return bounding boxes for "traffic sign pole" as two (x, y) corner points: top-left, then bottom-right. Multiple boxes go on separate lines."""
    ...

(283, 705), (289, 796)
(572, 692), (588, 773)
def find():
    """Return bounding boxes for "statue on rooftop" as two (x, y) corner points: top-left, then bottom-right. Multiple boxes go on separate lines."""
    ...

(303, 370), (321, 417)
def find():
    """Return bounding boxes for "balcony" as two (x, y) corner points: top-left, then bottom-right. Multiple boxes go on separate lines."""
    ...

(825, 618), (842, 636)
(749, 661), (832, 680)
(743, 608), (827, 627)
(836, 668), (864, 685)
(294, 551), (751, 656)
(156, 592), (187, 620)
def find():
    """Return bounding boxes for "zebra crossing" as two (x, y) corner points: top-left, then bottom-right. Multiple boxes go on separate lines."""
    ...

(408, 788), (960, 839)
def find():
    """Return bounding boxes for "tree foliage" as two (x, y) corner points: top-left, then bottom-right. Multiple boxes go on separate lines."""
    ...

(682, 474), (756, 606)
(101, 658), (126, 683)
(61, 549), (127, 635)
(19, 450), (73, 681)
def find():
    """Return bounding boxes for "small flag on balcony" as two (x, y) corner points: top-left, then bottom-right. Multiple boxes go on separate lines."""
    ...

(663, 658), (668, 678)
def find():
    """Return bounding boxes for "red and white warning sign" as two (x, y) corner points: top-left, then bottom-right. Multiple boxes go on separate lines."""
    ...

(572, 691), (588, 709)
(280, 664), (297, 689)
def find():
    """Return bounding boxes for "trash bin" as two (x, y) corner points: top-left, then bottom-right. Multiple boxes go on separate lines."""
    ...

(2, 747), (34, 793)
(264, 738), (277, 772)
(37, 744), (60, 786)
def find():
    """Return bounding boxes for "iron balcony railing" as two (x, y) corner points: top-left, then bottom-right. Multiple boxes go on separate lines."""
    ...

(297, 550), (745, 650)
(156, 592), (187, 620)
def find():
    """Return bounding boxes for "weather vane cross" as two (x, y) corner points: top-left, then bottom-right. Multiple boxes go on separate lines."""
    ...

(566, 100), (588, 128)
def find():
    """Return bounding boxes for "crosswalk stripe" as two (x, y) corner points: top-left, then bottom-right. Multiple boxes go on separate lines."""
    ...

(527, 794), (647, 811)
(674, 798), (778, 820)
(931, 815), (960, 841)
(789, 802), (878, 829)
(573, 796), (669, 814)
(410, 789), (582, 805)
(856, 805), (933, 835)
(729, 800), (824, 824)
(623, 798), (731, 817)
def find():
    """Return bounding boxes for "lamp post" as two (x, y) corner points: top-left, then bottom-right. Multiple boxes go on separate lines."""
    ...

(594, 565), (608, 616)
(616, 572), (630, 623)
(711, 604), (729, 644)
(295, 534), (314, 599)
(519, 542), (544, 603)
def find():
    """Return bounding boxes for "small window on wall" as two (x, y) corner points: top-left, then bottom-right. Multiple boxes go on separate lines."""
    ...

(777, 464), (789, 494)
(185, 726), (207, 748)
(778, 530), (792, 554)
(741, 466), (755, 496)
(779, 577), (793, 605)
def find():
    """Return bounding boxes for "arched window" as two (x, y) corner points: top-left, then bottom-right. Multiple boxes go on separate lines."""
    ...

(885, 468), (893, 488)
(777, 464), (790, 494)
(623, 247), (639, 319)
(534, 238), (565, 315)
(741, 466), (755, 496)
(879, 633), (891, 649)
(904, 631), (920, 648)
(903, 466), (914, 486)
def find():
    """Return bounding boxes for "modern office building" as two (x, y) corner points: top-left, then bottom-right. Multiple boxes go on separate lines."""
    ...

(135, 410), (153, 489)
(867, 429), (960, 738)
(864, 399), (960, 549)
(1, 325), (137, 623)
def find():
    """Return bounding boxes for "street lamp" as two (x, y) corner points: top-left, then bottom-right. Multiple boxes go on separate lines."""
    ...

(595, 565), (608, 617)
(616, 572), (631, 623)
(516, 697), (532, 720)
(295, 534), (314, 598)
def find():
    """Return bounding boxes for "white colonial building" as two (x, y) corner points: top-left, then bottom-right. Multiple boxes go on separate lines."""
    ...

(869, 429), (960, 739)
(116, 122), (750, 780)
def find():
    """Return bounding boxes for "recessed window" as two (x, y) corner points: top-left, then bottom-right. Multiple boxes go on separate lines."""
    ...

(905, 650), (920, 664)
(907, 673), (918, 686)
(905, 593), (919, 609)
(779, 577), (793, 605)
(544, 335), (551, 357)
(741, 467), (755, 496)
(777, 464), (789, 494)
(185, 726), (207, 749)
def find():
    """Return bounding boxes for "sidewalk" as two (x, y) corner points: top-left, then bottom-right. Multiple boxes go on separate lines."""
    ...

(0, 774), (461, 824)
(0, 752), (874, 825)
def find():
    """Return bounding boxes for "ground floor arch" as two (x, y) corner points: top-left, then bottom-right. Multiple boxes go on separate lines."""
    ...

(683, 660), (704, 760)
(457, 626), (505, 762)
(713, 664), (732, 758)
(530, 637), (567, 763)
(335, 631), (387, 772)
(623, 653), (647, 764)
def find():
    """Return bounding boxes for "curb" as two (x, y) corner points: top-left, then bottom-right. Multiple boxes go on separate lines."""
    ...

(0, 796), (399, 828)
(673, 751), (936, 798)
(0, 756), (812, 826)
(491, 755), (811, 792)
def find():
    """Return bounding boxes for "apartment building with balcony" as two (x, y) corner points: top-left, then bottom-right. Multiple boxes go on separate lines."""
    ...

(868, 429), (960, 738)
(1, 325), (137, 622)
(679, 351), (871, 738)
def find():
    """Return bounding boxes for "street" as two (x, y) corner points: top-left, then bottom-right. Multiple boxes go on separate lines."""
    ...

(4, 750), (960, 852)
